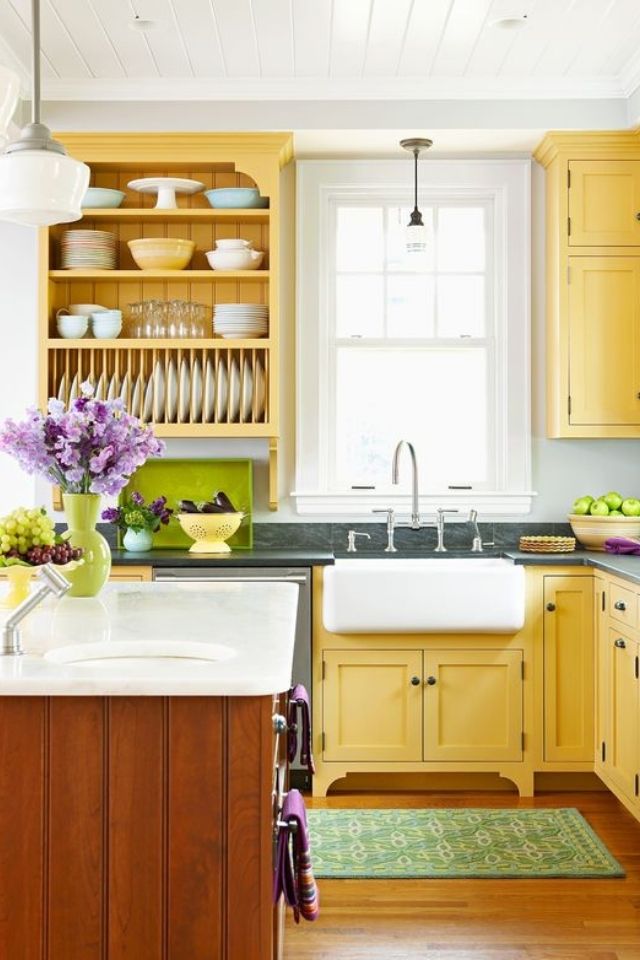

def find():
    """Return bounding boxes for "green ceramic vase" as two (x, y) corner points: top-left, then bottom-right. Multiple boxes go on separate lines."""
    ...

(62, 494), (112, 598)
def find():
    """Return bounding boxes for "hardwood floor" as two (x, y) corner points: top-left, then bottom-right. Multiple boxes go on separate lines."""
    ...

(284, 791), (640, 959)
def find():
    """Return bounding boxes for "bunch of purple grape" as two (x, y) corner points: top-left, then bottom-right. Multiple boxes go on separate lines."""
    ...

(25, 542), (83, 567)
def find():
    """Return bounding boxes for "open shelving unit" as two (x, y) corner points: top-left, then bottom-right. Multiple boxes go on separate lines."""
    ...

(38, 132), (293, 509)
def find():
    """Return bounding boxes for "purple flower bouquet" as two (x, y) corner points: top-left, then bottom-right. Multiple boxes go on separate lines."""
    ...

(102, 493), (173, 534)
(0, 382), (165, 495)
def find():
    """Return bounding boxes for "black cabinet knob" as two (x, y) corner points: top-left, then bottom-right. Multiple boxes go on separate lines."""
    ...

(614, 601), (627, 611)
(614, 638), (626, 649)
(546, 602), (556, 612)
(426, 676), (437, 686)
(410, 676), (421, 686)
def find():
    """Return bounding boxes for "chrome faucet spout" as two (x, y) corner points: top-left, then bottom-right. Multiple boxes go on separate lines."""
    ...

(1, 564), (71, 656)
(392, 440), (420, 529)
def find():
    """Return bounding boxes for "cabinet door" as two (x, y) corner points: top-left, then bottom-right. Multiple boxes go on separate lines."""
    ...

(543, 576), (594, 762)
(594, 578), (610, 776)
(608, 628), (639, 803)
(322, 649), (423, 762)
(423, 649), (522, 763)
(568, 258), (640, 426)
(569, 160), (640, 245)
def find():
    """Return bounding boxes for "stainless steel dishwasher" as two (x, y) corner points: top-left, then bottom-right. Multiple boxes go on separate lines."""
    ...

(153, 566), (313, 789)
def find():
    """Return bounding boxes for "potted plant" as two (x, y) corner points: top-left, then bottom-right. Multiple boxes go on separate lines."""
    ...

(0, 383), (164, 596)
(102, 493), (173, 553)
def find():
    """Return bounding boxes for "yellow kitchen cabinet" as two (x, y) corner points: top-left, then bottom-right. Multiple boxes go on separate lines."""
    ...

(423, 649), (523, 763)
(568, 258), (640, 427)
(594, 576), (609, 778)
(109, 565), (153, 582)
(321, 649), (423, 763)
(543, 575), (594, 762)
(607, 627), (639, 804)
(534, 131), (640, 437)
(568, 160), (640, 246)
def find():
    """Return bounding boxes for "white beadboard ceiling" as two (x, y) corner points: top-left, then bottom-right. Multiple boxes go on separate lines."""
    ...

(2, 0), (640, 101)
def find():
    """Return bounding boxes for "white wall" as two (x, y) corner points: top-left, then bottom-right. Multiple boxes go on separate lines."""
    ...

(0, 221), (38, 514)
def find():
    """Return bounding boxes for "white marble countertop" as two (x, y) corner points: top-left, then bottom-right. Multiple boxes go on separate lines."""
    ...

(0, 581), (299, 696)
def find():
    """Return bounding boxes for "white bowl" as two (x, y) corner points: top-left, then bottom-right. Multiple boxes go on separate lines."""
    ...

(205, 249), (264, 271)
(215, 238), (252, 250)
(91, 319), (122, 339)
(568, 513), (640, 551)
(68, 303), (107, 316)
(56, 315), (89, 339)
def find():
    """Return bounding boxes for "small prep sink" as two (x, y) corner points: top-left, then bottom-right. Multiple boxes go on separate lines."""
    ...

(323, 558), (525, 634)
(44, 640), (235, 676)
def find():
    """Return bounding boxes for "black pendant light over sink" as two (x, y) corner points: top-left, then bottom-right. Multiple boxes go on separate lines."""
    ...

(400, 137), (433, 253)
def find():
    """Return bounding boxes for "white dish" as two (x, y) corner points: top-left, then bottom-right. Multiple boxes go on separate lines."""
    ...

(204, 357), (215, 423)
(56, 315), (89, 339)
(143, 375), (154, 422)
(69, 374), (79, 403)
(229, 356), (240, 422)
(94, 372), (106, 401)
(242, 357), (253, 421)
(206, 249), (264, 271)
(107, 373), (118, 402)
(178, 358), (190, 423)
(57, 373), (67, 403)
(166, 358), (178, 423)
(216, 358), (228, 421)
(119, 372), (130, 406)
(255, 357), (266, 420)
(127, 177), (205, 210)
(190, 356), (203, 421)
(153, 360), (165, 422)
(131, 373), (143, 418)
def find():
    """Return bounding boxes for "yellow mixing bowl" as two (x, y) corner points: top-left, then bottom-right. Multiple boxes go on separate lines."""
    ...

(128, 238), (195, 270)
(177, 512), (243, 553)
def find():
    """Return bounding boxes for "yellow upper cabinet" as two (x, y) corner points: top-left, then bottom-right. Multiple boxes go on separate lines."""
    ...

(568, 258), (640, 426)
(534, 131), (640, 438)
(569, 161), (640, 246)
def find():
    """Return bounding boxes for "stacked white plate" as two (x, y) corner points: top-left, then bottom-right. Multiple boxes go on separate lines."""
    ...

(61, 230), (117, 270)
(213, 303), (268, 339)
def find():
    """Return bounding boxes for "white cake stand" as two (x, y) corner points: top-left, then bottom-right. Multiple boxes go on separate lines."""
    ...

(127, 177), (205, 209)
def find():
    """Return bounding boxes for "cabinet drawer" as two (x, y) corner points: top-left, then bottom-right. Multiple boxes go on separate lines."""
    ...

(609, 582), (637, 630)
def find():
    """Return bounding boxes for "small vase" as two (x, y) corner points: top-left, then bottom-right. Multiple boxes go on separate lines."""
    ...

(62, 493), (112, 598)
(123, 527), (153, 553)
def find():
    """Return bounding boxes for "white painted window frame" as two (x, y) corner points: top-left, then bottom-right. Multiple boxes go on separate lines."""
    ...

(294, 159), (534, 518)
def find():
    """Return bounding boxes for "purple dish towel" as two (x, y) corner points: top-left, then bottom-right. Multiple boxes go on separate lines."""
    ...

(605, 537), (640, 555)
(287, 684), (315, 775)
(273, 789), (320, 923)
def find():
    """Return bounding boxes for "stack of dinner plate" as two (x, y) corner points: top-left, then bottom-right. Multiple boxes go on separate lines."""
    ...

(213, 303), (268, 339)
(61, 230), (117, 270)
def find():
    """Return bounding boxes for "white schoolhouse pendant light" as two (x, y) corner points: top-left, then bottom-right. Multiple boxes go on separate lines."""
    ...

(400, 137), (433, 253)
(0, 0), (89, 226)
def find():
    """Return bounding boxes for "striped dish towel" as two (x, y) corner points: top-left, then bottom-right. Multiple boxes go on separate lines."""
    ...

(273, 789), (320, 923)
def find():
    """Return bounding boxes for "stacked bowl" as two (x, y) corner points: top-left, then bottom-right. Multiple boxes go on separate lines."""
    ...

(61, 230), (116, 270)
(213, 303), (269, 339)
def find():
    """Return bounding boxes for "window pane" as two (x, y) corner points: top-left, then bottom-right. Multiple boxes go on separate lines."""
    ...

(336, 207), (384, 271)
(437, 276), (485, 337)
(387, 206), (434, 272)
(437, 207), (485, 272)
(335, 348), (489, 489)
(387, 275), (434, 337)
(336, 275), (384, 337)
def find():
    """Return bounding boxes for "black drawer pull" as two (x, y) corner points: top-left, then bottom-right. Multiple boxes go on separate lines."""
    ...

(614, 638), (627, 649)
(546, 602), (556, 612)
(614, 600), (627, 611)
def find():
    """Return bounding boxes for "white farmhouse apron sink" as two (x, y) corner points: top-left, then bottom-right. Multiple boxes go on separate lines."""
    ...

(323, 558), (525, 634)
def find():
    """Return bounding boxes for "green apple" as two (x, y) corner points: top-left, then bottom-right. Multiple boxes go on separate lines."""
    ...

(572, 496), (594, 515)
(589, 499), (610, 516)
(621, 498), (640, 517)
(609, 509), (624, 516)
(603, 491), (624, 511)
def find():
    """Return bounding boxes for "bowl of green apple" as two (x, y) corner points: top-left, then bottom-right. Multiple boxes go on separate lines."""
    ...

(569, 492), (640, 551)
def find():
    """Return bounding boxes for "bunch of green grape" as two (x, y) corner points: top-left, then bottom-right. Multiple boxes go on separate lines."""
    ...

(0, 507), (56, 561)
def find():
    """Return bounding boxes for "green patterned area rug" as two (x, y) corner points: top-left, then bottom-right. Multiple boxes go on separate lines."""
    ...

(306, 808), (624, 879)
